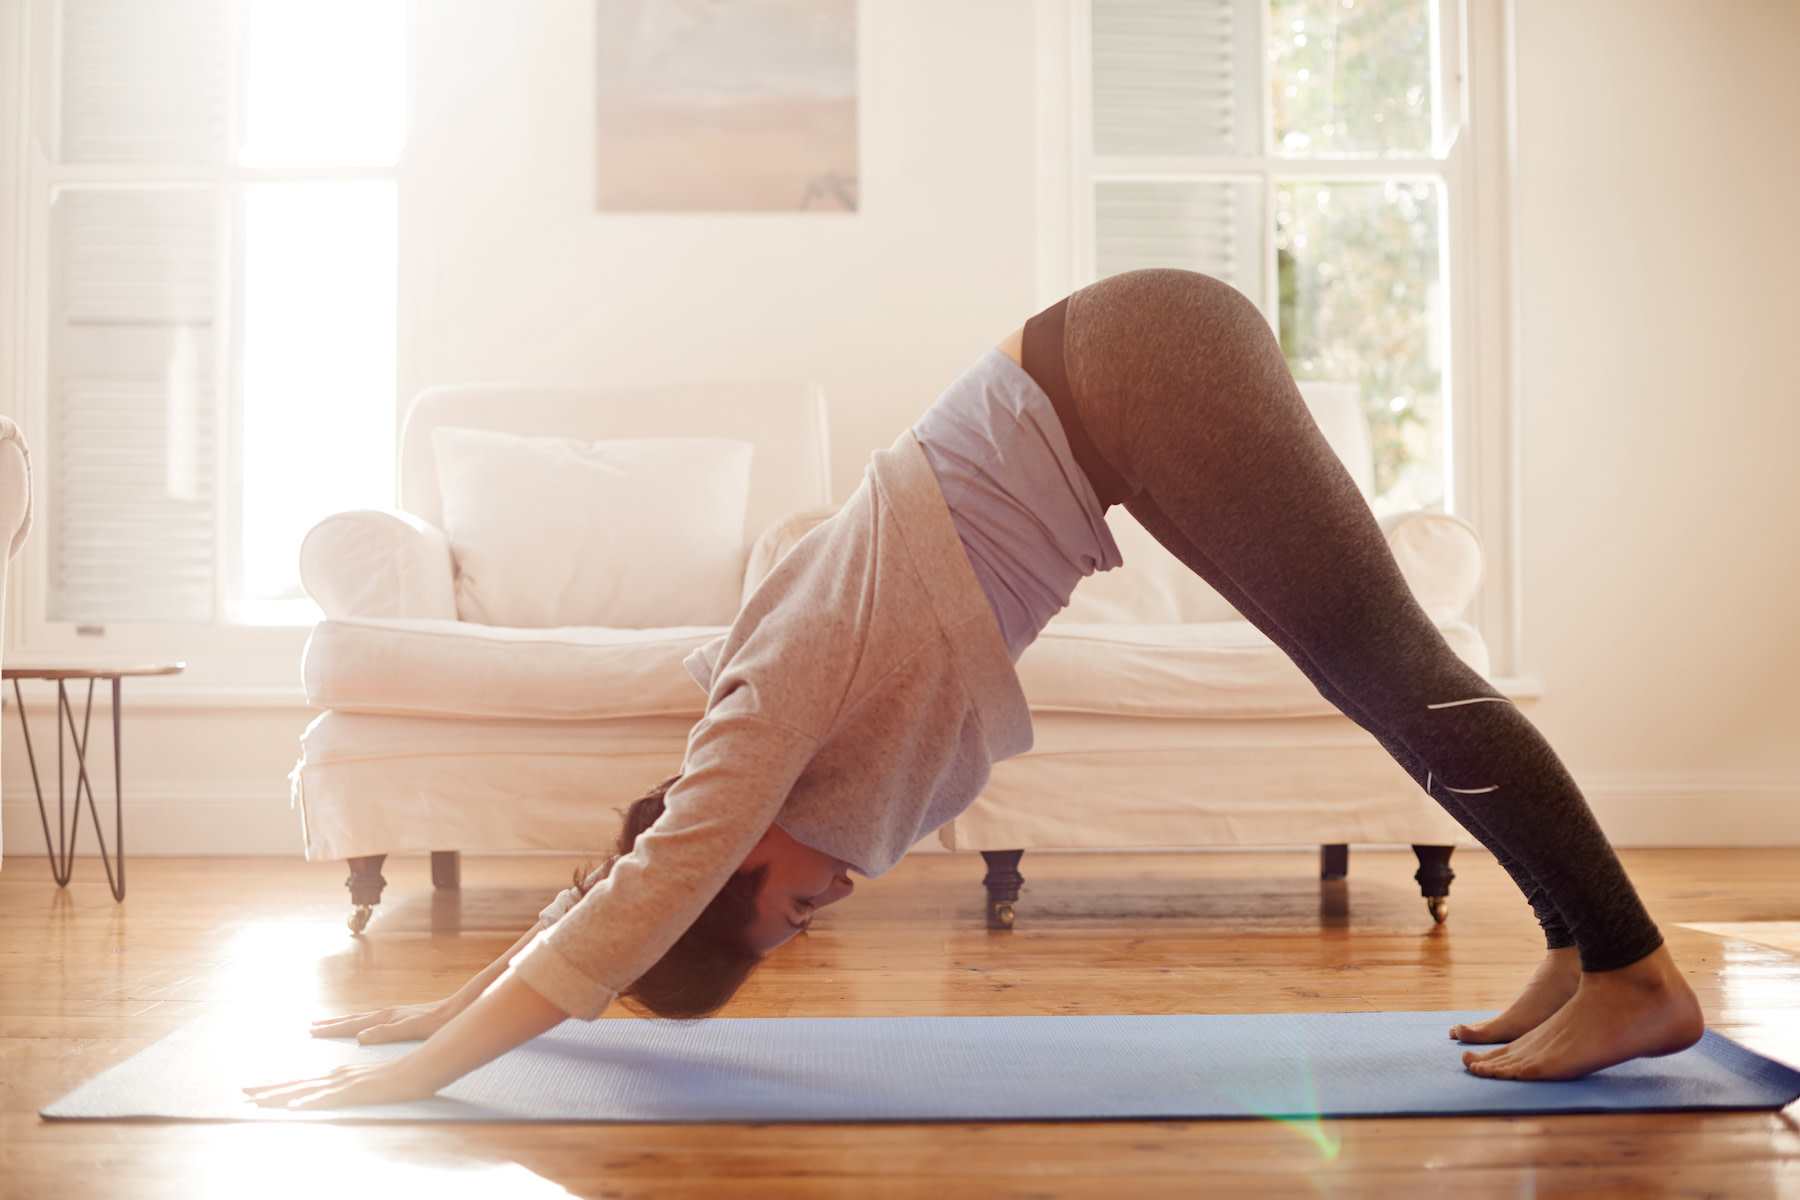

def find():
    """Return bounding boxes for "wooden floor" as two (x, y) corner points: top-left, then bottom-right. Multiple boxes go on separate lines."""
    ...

(4, 846), (1799, 1198)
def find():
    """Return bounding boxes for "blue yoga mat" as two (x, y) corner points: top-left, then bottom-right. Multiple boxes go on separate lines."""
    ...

(42, 1011), (1800, 1123)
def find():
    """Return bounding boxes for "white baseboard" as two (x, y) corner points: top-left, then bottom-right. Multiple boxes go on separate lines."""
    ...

(1579, 773), (1800, 847)
(5, 773), (1795, 859)
(1, 785), (304, 859)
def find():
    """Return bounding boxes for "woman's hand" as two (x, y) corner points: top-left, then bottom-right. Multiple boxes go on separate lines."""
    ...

(243, 1059), (437, 1111)
(310, 998), (464, 1045)
(250, 970), (570, 1111)
(304, 918), (550, 1047)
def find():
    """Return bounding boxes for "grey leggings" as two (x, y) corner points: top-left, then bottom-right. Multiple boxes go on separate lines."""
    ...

(1023, 268), (1661, 974)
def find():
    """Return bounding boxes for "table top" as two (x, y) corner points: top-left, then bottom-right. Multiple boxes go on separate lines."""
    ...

(3, 663), (185, 681)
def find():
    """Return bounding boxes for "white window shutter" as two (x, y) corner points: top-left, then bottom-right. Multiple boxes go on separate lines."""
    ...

(59, 0), (230, 165)
(48, 0), (230, 624)
(1091, 0), (1260, 158)
(1090, 0), (1265, 304)
(1094, 180), (1263, 305)
(48, 188), (219, 623)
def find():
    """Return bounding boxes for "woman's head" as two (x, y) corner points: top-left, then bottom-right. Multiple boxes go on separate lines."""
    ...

(738, 822), (856, 952)
(593, 776), (853, 1019)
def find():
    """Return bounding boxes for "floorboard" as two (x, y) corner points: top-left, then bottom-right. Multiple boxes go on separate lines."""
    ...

(3, 846), (1798, 1198)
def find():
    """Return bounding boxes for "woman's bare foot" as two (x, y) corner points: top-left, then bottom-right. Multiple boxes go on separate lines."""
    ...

(1462, 944), (1704, 1081)
(1450, 945), (1580, 1044)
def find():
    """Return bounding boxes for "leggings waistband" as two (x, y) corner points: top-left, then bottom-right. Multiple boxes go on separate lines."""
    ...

(1021, 297), (1132, 509)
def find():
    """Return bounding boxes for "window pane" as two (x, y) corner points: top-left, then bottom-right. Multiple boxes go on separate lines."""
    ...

(1092, 0), (1262, 157)
(1270, 0), (1431, 157)
(239, 0), (406, 168)
(1277, 179), (1444, 512)
(240, 183), (396, 622)
(1096, 180), (1263, 309)
(47, 188), (218, 624)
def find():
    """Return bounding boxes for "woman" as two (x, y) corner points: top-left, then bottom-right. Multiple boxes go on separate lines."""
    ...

(247, 270), (1701, 1110)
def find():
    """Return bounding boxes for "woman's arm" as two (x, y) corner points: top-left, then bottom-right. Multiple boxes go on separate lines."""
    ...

(244, 968), (568, 1109)
(307, 919), (549, 1045)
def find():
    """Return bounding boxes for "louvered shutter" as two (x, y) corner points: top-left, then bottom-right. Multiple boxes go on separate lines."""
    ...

(1090, 0), (1265, 305)
(1095, 180), (1263, 301)
(48, 0), (229, 623)
(48, 189), (219, 623)
(1092, 0), (1260, 157)
(59, 0), (229, 165)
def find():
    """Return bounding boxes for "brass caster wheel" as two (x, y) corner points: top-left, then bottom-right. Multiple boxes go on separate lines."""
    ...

(1427, 896), (1449, 924)
(987, 902), (1015, 931)
(348, 905), (373, 933)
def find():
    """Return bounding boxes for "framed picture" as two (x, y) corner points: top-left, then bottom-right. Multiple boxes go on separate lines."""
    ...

(596, 0), (858, 212)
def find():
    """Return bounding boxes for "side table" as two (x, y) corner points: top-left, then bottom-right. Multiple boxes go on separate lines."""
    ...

(5, 663), (185, 900)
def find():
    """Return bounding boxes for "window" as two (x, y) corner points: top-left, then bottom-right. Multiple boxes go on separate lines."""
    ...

(36, 0), (404, 637)
(1072, 0), (1466, 516)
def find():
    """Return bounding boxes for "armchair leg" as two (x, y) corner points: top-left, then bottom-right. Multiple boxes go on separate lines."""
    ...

(1320, 844), (1349, 881)
(431, 850), (461, 890)
(980, 849), (1025, 930)
(1412, 844), (1456, 923)
(345, 854), (388, 933)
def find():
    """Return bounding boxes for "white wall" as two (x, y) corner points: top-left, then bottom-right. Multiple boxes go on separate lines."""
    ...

(409, 0), (1040, 504)
(3, 0), (1797, 857)
(1513, 0), (1800, 843)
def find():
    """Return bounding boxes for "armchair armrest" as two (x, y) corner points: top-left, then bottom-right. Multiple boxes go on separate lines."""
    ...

(300, 509), (458, 620)
(0, 415), (32, 562)
(1380, 510), (1484, 622)
(742, 505), (839, 604)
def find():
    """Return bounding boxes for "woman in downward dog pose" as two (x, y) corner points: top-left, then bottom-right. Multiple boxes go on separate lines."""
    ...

(247, 269), (1700, 1110)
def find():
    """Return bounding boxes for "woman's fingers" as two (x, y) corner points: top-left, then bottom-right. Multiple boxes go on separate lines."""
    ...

(241, 1079), (336, 1108)
(243, 1064), (411, 1110)
(310, 1010), (390, 1038)
(356, 1020), (408, 1045)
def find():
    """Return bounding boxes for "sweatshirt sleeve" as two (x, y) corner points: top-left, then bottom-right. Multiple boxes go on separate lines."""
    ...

(683, 636), (727, 693)
(510, 701), (819, 1019)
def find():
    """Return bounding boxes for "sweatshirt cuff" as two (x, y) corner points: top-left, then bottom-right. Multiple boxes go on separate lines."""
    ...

(511, 928), (619, 1020)
(537, 885), (582, 928)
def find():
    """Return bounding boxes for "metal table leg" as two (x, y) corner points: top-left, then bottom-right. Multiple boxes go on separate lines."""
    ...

(12, 676), (126, 901)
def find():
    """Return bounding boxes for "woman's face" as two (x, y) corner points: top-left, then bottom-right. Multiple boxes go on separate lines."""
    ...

(738, 823), (855, 952)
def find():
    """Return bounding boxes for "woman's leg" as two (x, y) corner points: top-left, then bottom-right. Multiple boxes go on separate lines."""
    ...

(1123, 493), (1583, 1044)
(1124, 492), (1576, 952)
(1049, 268), (1699, 1078)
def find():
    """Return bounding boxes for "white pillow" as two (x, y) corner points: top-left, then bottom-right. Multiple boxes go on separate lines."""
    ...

(432, 427), (754, 629)
(1060, 506), (1243, 625)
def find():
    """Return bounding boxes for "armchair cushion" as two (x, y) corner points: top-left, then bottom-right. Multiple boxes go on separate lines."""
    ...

(299, 509), (457, 620)
(302, 617), (718, 720)
(1016, 617), (1490, 719)
(1060, 507), (1242, 625)
(433, 427), (754, 629)
(1061, 507), (1484, 627)
(1380, 510), (1484, 621)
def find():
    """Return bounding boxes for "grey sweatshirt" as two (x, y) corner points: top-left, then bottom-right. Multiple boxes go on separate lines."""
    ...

(512, 430), (1033, 1019)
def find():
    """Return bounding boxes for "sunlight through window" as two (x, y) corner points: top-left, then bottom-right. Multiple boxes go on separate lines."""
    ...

(240, 183), (397, 621)
(240, 0), (405, 169)
(236, 0), (404, 622)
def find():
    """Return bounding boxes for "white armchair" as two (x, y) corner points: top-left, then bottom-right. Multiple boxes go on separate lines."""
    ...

(935, 382), (1494, 927)
(0, 417), (32, 870)
(293, 382), (830, 929)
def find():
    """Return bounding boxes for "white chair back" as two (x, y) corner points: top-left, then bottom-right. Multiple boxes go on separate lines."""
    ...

(399, 382), (832, 550)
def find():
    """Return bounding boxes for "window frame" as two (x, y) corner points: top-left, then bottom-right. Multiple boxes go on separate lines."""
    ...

(1035, 0), (1527, 677)
(0, 0), (414, 697)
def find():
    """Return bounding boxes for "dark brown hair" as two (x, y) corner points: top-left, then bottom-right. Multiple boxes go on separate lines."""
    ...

(575, 775), (767, 1020)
